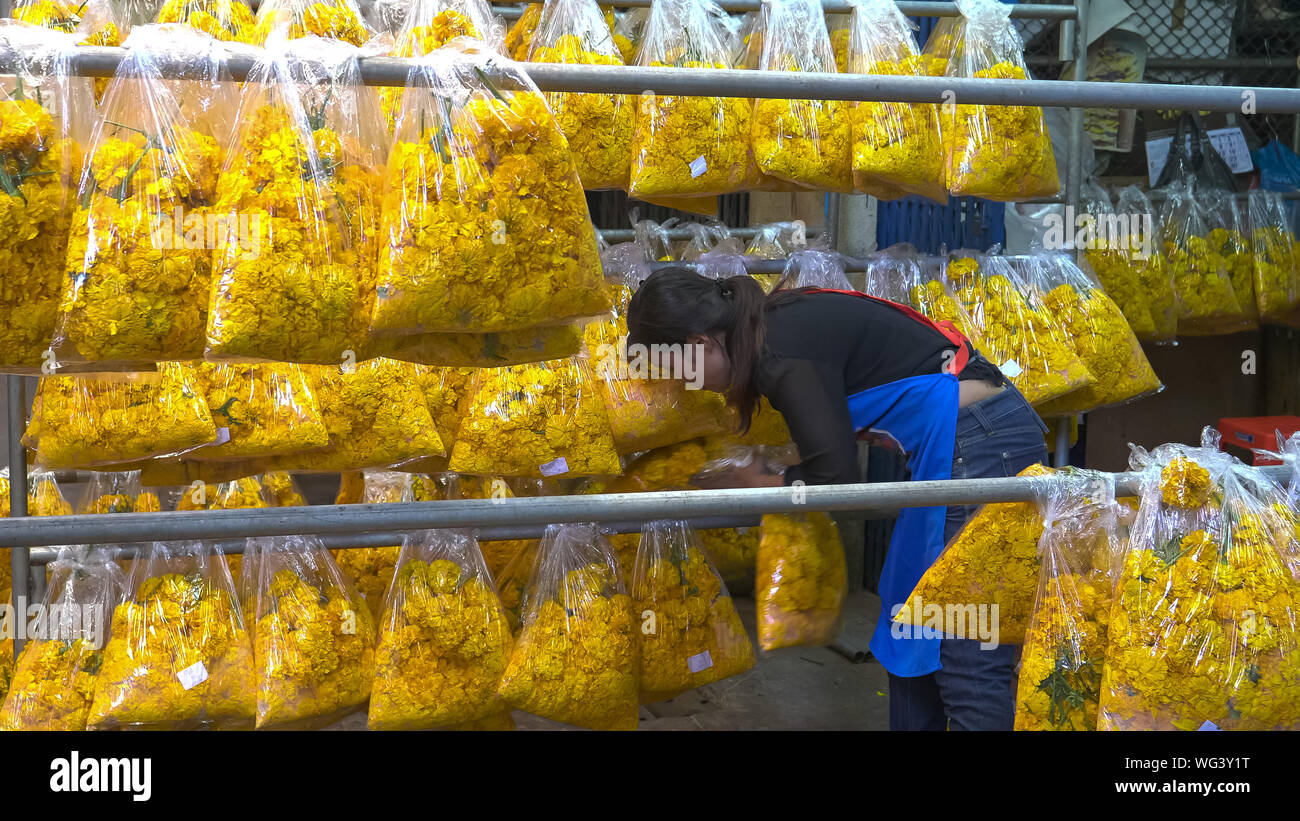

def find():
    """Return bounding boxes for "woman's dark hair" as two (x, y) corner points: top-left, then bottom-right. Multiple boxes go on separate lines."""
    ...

(627, 267), (806, 431)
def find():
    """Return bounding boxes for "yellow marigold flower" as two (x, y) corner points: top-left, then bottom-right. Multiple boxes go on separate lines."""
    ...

(75, 7), (124, 105)
(77, 469), (152, 515)
(504, 2), (540, 59)
(185, 361), (330, 461)
(1160, 456), (1213, 510)
(12, 0), (82, 31)
(260, 471), (306, 507)
(380, 3), (501, 130)
(450, 356), (622, 478)
(945, 63), (1057, 200)
(266, 358), (445, 471)
(830, 24), (849, 73)
(157, 0), (259, 43)
(175, 475), (269, 578)
(633, 521), (755, 700)
(375, 59), (606, 335)
(251, 535), (376, 729)
(87, 543), (255, 729)
(1160, 197), (1244, 326)
(849, 55), (945, 201)
(206, 70), (383, 363)
(499, 524), (639, 730)
(369, 533), (514, 730)
(756, 511), (848, 650)
(1251, 223), (1299, 318)
(1084, 248), (1156, 337)
(253, 0), (369, 45)
(26, 363), (218, 469)
(896, 464), (1053, 645)
(331, 470), (420, 624)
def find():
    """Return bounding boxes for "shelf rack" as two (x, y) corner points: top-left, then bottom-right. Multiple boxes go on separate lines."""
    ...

(3, 0), (1294, 660)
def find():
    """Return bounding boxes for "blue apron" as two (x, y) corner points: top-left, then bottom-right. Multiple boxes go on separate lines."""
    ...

(851, 372), (960, 678)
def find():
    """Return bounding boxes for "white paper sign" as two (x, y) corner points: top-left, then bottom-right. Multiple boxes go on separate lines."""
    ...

(686, 650), (714, 673)
(1197, 720), (1222, 731)
(213, 427), (231, 446)
(538, 456), (569, 477)
(1145, 127), (1253, 186)
(177, 660), (209, 691)
(688, 156), (708, 178)
(1000, 359), (1024, 379)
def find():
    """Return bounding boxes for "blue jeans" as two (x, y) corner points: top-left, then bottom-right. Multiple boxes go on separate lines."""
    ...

(887, 384), (1049, 731)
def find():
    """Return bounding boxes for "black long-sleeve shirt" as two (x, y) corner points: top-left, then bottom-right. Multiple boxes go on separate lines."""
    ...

(753, 291), (1004, 486)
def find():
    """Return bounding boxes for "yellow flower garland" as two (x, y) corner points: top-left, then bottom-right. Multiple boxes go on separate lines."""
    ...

(756, 511), (847, 651)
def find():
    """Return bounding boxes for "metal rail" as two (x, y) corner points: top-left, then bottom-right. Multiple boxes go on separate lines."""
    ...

(491, 0), (1078, 15)
(8, 47), (1299, 112)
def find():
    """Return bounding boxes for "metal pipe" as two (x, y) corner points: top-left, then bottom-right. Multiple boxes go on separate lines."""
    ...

(492, 1), (1077, 16)
(23, 47), (1300, 113)
(6, 374), (29, 657)
(598, 226), (821, 242)
(1029, 56), (1300, 70)
(649, 257), (861, 274)
(0, 468), (1289, 548)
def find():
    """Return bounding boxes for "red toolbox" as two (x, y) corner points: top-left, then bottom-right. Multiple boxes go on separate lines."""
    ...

(1218, 416), (1300, 465)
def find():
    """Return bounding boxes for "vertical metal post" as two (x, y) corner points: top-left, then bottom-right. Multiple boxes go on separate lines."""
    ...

(7, 374), (29, 658)
(1057, 0), (1090, 470)
(1054, 416), (1071, 468)
(826, 192), (843, 250)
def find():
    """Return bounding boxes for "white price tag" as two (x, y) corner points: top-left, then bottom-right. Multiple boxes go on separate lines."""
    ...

(1197, 720), (1222, 731)
(686, 650), (713, 673)
(688, 155), (708, 178)
(1000, 359), (1024, 379)
(176, 660), (209, 691)
(213, 427), (231, 446)
(1145, 127), (1253, 185)
(538, 456), (569, 477)
(736, 527), (750, 535)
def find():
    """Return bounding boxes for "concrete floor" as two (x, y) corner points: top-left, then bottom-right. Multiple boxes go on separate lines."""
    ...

(325, 590), (891, 731)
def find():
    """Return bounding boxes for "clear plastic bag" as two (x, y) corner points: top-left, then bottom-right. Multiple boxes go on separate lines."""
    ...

(25, 364), (218, 469)
(156, 0), (258, 43)
(206, 36), (384, 364)
(528, 0), (633, 190)
(1014, 472), (1120, 730)
(629, 0), (752, 197)
(1, 469), (72, 605)
(947, 253), (1094, 407)
(368, 528), (513, 729)
(1099, 441), (1300, 730)
(252, 0), (371, 45)
(1079, 180), (1156, 337)
(374, 44), (607, 337)
(755, 511), (847, 651)
(175, 475), (267, 578)
(1115, 185), (1178, 341)
(76, 469), (156, 514)
(676, 220), (743, 261)
(0, 547), (123, 730)
(1018, 252), (1162, 415)
(895, 463), (1054, 645)
(1158, 182), (1245, 329)
(498, 522), (639, 729)
(633, 519), (755, 700)
(1248, 189), (1300, 321)
(86, 540), (255, 729)
(260, 470), (306, 506)
(330, 469), (416, 623)
(0, 22), (91, 373)
(493, 531), (540, 633)
(53, 24), (232, 367)
(248, 533), (376, 729)
(366, 325), (584, 369)
(186, 361), (329, 461)
(438, 474), (540, 578)
(847, 0), (945, 202)
(778, 248), (852, 290)
(504, 1), (540, 59)
(751, 0), (852, 192)
(1201, 187), (1259, 332)
(73, 0), (127, 105)
(265, 358), (445, 472)
(942, 0), (1058, 200)
(413, 365), (472, 455)
(449, 356), (622, 478)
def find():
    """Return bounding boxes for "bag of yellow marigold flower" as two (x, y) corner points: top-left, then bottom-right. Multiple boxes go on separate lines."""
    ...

(755, 511), (847, 651)
(86, 540), (255, 729)
(846, 0), (946, 202)
(778, 248), (853, 290)
(528, 0), (634, 190)
(366, 326), (585, 370)
(505, 0), (540, 58)
(498, 522), (639, 729)
(175, 474), (268, 578)
(863, 247), (985, 355)
(1114, 184), (1178, 342)
(330, 470), (420, 624)
(71, 0), (128, 105)
(185, 361), (330, 461)
(52, 25), (235, 368)
(435, 473), (542, 578)
(205, 36), (384, 365)
(1156, 182), (1246, 331)
(1098, 438), (1300, 730)
(25, 363), (218, 469)
(633, 519), (755, 701)
(1248, 189), (1300, 321)
(76, 469), (157, 514)
(1196, 186), (1259, 333)
(1078, 179), (1156, 337)
(264, 358), (445, 471)
(749, 0), (852, 192)
(449, 355), (622, 478)
(942, 0), (1058, 200)
(629, 0), (753, 197)
(1016, 252), (1162, 415)
(252, 0), (371, 44)
(368, 528), (513, 729)
(156, 0), (258, 43)
(945, 252), (1095, 407)
(0, 547), (124, 731)
(391, 365), (471, 473)
(1014, 470), (1122, 731)
(894, 463), (1055, 645)
(372, 44), (607, 338)
(249, 532), (376, 729)
(0, 23), (92, 374)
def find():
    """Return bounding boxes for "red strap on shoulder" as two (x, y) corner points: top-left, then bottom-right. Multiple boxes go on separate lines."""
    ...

(803, 288), (971, 376)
